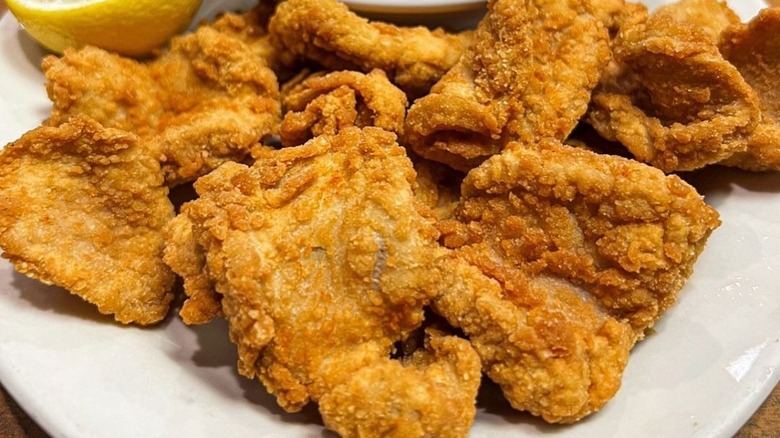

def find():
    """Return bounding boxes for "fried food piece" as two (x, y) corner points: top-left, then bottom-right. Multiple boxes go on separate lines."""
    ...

(432, 140), (720, 422)
(434, 141), (719, 423)
(657, 0), (740, 41)
(434, 256), (634, 424)
(318, 330), (481, 438)
(0, 116), (175, 325)
(404, 0), (610, 172)
(410, 154), (463, 223)
(162, 213), (220, 325)
(719, 8), (780, 171)
(587, 2), (760, 172)
(170, 127), (445, 412)
(43, 23), (281, 186)
(453, 140), (721, 333)
(208, 0), (296, 77)
(267, 0), (469, 98)
(43, 46), (163, 136)
(280, 69), (407, 146)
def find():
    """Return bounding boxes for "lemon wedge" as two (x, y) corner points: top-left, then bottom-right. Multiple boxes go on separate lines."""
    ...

(7, 0), (204, 57)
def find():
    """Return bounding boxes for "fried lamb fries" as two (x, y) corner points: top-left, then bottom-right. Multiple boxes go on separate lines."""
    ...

(164, 127), (480, 427)
(433, 140), (720, 422)
(404, 0), (611, 172)
(317, 330), (481, 438)
(0, 117), (175, 325)
(587, 0), (760, 172)
(267, 0), (470, 98)
(279, 69), (407, 146)
(207, 0), (295, 77)
(43, 23), (281, 186)
(719, 8), (780, 171)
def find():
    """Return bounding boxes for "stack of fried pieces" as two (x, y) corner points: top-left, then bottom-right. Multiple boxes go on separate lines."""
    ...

(1, 0), (777, 435)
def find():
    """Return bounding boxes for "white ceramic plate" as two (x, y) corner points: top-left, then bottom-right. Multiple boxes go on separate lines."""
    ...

(1, 1), (778, 437)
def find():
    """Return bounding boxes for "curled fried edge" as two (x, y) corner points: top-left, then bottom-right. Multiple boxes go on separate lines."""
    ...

(43, 21), (281, 186)
(404, 0), (610, 172)
(267, 0), (469, 98)
(279, 69), (407, 146)
(719, 7), (780, 171)
(587, 0), (759, 172)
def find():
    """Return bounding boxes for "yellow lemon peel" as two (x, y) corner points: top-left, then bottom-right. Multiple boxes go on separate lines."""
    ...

(7, 0), (203, 57)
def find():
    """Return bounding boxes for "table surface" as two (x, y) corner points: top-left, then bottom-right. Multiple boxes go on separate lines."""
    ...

(0, 0), (778, 437)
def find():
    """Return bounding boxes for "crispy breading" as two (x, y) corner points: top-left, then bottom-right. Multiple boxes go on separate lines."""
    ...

(207, 0), (295, 77)
(719, 8), (780, 171)
(410, 153), (463, 223)
(162, 213), (220, 325)
(452, 140), (721, 333)
(43, 24), (281, 186)
(170, 127), (446, 412)
(434, 256), (634, 424)
(432, 140), (720, 422)
(659, 0), (740, 41)
(267, 0), (469, 98)
(279, 69), (407, 146)
(0, 116), (175, 324)
(587, 2), (760, 172)
(318, 331), (481, 438)
(404, 0), (610, 172)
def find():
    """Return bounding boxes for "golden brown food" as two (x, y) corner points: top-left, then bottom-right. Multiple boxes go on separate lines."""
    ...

(410, 154), (463, 223)
(267, 0), (469, 98)
(451, 140), (721, 334)
(587, 1), (760, 172)
(279, 69), (407, 146)
(432, 140), (720, 422)
(434, 256), (634, 424)
(167, 127), (448, 413)
(43, 23), (281, 186)
(318, 330), (481, 438)
(719, 8), (780, 171)
(0, 116), (175, 325)
(404, 0), (610, 171)
(659, 0), (740, 41)
(207, 0), (295, 76)
(162, 213), (220, 325)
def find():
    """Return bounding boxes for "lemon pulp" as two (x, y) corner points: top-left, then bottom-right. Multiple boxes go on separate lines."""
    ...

(7, 0), (204, 57)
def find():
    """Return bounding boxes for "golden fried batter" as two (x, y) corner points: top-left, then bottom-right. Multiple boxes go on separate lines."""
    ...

(434, 256), (634, 423)
(433, 139), (720, 422)
(587, 2), (760, 172)
(162, 213), (220, 325)
(719, 8), (780, 171)
(43, 23), (281, 186)
(207, 0), (295, 76)
(267, 0), (469, 98)
(318, 331), (481, 438)
(279, 69), (407, 146)
(169, 127), (446, 412)
(0, 117), (175, 325)
(404, 0), (610, 171)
